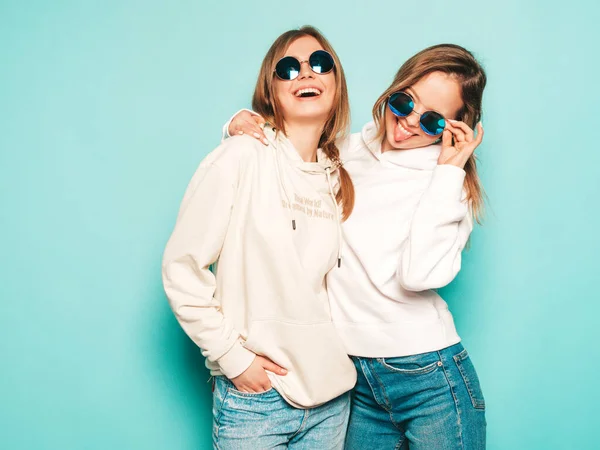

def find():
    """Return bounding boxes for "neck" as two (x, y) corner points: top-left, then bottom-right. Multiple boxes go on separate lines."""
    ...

(284, 120), (324, 162)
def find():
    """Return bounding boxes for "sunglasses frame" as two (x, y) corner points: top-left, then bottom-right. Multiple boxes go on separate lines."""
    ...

(388, 91), (446, 136)
(273, 50), (335, 81)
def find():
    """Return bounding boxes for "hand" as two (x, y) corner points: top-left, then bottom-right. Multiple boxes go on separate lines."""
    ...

(437, 120), (484, 169)
(230, 355), (287, 393)
(228, 111), (269, 146)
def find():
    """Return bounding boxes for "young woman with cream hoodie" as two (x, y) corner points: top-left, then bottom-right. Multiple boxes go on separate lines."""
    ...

(162, 27), (357, 449)
(224, 44), (488, 449)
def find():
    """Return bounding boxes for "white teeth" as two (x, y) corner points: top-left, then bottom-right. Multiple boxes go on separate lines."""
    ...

(397, 120), (412, 137)
(294, 88), (321, 97)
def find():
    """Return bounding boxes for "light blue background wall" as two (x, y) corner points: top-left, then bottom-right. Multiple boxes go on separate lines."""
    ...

(1, 1), (598, 449)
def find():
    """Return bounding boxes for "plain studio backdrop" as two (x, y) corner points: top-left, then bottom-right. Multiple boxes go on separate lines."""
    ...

(1, 1), (598, 449)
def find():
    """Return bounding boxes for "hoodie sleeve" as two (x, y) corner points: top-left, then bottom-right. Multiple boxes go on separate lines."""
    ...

(162, 152), (256, 379)
(397, 164), (474, 292)
(221, 109), (260, 142)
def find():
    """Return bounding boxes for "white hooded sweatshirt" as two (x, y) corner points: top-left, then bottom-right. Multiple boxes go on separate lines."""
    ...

(327, 121), (472, 357)
(162, 126), (356, 409)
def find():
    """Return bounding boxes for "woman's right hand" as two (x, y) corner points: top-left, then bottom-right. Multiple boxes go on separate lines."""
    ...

(230, 355), (287, 393)
(228, 111), (269, 146)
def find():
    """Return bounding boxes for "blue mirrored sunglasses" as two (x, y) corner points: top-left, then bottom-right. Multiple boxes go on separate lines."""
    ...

(388, 91), (446, 136)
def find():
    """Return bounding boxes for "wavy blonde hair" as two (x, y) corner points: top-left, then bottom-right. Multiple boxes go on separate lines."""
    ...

(372, 44), (487, 222)
(251, 26), (354, 220)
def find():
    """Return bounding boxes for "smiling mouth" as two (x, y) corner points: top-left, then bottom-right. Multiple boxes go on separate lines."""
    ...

(294, 88), (322, 98)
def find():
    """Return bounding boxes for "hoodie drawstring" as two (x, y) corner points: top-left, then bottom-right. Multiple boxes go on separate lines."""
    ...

(325, 167), (343, 268)
(273, 137), (296, 230)
(272, 129), (343, 268)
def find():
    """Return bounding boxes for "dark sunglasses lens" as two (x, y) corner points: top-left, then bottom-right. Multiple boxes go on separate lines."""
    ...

(275, 57), (301, 80)
(388, 92), (414, 117)
(420, 111), (445, 136)
(309, 50), (334, 74)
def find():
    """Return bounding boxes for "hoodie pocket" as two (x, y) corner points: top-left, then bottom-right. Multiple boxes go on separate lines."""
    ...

(244, 319), (357, 408)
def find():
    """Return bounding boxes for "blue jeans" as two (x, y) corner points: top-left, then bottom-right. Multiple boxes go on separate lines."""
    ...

(345, 343), (486, 450)
(212, 376), (351, 449)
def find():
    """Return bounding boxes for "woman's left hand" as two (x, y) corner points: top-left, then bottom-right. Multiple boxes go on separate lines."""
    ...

(437, 120), (484, 169)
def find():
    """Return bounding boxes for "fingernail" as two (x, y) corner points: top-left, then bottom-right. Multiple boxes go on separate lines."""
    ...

(253, 132), (261, 139)
(262, 138), (269, 146)
(280, 368), (287, 374)
(238, 130), (244, 135)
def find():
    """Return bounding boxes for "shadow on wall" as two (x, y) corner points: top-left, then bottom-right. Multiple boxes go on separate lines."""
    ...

(146, 281), (213, 449)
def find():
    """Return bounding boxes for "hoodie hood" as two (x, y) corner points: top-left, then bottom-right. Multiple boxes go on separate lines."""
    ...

(264, 125), (341, 175)
(264, 125), (343, 267)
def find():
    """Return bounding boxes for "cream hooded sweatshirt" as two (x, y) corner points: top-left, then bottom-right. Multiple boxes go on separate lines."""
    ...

(162, 126), (356, 409)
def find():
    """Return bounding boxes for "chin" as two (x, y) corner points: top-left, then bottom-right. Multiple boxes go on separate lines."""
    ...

(290, 106), (331, 123)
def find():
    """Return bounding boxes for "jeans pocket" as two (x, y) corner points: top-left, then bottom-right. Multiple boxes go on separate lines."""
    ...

(379, 356), (441, 375)
(227, 386), (276, 398)
(453, 349), (486, 410)
(216, 376), (276, 399)
(223, 386), (282, 418)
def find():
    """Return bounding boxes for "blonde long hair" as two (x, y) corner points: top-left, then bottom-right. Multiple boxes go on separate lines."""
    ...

(251, 26), (355, 220)
(373, 44), (487, 221)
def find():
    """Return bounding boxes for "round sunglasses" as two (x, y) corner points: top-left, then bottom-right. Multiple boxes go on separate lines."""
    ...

(274, 50), (335, 81)
(388, 91), (446, 136)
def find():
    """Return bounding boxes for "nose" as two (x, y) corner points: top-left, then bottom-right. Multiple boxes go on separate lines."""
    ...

(405, 111), (420, 129)
(297, 60), (314, 80)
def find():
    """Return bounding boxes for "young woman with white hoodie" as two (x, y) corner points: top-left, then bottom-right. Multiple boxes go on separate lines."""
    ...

(224, 43), (488, 449)
(162, 27), (357, 449)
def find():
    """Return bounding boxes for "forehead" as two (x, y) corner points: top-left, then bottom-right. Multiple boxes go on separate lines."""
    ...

(284, 36), (324, 58)
(409, 72), (463, 118)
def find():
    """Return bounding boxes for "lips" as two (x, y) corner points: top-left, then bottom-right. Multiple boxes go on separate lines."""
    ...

(293, 86), (322, 98)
